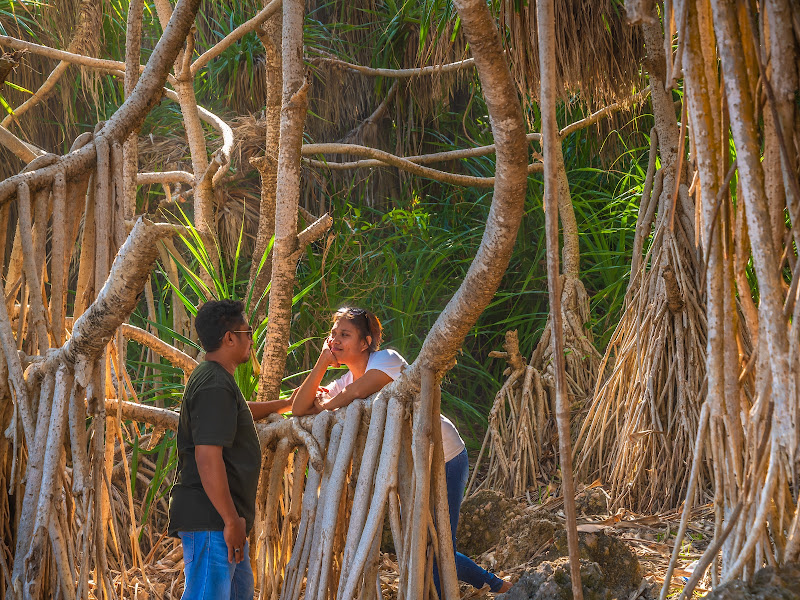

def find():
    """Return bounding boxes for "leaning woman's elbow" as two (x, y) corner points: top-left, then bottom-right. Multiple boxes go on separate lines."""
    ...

(292, 401), (311, 416)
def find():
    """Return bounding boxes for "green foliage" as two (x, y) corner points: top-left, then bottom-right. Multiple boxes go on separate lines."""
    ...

(0, 0), (43, 38)
(285, 94), (650, 445)
(10, 0), (651, 463)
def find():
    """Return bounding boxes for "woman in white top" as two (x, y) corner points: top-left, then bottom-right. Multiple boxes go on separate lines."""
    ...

(292, 307), (510, 594)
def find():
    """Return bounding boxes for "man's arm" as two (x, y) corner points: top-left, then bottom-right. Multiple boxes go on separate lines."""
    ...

(319, 369), (392, 412)
(248, 397), (293, 420)
(195, 444), (247, 563)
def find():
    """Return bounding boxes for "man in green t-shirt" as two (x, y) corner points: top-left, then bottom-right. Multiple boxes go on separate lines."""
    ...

(168, 299), (290, 600)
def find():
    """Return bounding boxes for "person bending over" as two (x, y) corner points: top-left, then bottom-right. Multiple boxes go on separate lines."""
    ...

(168, 299), (290, 600)
(292, 306), (511, 594)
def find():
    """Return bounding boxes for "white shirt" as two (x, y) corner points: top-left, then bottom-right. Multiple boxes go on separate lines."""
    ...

(324, 349), (466, 462)
(323, 349), (407, 397)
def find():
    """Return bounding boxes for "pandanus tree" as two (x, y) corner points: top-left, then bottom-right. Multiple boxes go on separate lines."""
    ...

(470, 0), (648, 498)
(575, 0), (800, 596)
(0, 0), (585, 597)
(574, 5), (709, 514)
(645, 0), (800, 593)
(1, 0), (798, 598)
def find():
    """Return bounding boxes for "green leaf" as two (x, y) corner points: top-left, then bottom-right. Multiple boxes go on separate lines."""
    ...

(0, 94), (14, 116)
(3, 81), (32, 94)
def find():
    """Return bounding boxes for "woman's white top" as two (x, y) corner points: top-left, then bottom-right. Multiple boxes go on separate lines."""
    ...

(324, 349), (466, 462)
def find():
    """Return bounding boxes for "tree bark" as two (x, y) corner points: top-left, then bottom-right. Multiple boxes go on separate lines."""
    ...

(711, 0), (791, 459)
(154, 0), (217, 271)
(123, 0), (145, 220)
(62, 220), (181, 376)
(257, 0), (309, 402)
(248, 7), (283, 311)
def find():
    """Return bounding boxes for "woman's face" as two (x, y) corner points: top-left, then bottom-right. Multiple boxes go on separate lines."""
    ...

(327, 318), (370, 365)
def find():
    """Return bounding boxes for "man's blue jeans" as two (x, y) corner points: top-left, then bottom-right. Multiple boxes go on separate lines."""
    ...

(434, 448), (505, 594)
(178, 531), (254, 600)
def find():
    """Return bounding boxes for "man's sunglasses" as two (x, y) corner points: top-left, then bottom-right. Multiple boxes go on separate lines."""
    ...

(220, 328), (253, 341)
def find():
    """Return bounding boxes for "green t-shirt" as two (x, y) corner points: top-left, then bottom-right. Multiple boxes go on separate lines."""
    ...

(168, 360), (261, 536)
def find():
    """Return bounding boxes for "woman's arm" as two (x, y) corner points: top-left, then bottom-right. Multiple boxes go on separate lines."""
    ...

(319, 369), (392, 412)
(292, 346), (339, 416)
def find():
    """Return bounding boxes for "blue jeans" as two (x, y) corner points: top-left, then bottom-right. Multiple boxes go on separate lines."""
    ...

(178, 531), (254, 600)
(434, 448), (505, 594)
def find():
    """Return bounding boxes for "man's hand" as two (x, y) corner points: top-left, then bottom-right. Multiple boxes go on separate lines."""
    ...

(224, 516), (247, 563)
(195, 445), (246, 563)
(248, 396), (293, 420)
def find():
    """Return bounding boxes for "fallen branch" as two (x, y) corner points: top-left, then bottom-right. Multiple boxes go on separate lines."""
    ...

(302, 142), (540, 187)
(310, 54), (475, 78)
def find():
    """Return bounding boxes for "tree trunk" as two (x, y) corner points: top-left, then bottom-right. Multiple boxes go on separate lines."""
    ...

(248, 8), (283, 313)
(257, 0), (309, 402)
(538, 0), (584, 597)
(399, 0), (528, 385)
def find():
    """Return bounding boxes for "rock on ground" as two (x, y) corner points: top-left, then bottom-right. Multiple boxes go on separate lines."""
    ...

(574, 487), (611, 517)
(700, 562), (800, 600)
(553, 530), (642, 597)
(496, 529), (644, 600)
(457, 490), (525, 558)
(497, 557), (611, 600)
(494, 514), (562, 570)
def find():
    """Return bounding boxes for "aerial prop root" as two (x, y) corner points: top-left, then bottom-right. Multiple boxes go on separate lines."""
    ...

(471, 277), (600, 498)
(469, 330), (541, 498)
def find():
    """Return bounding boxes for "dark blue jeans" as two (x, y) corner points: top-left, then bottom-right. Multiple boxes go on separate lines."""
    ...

(434, 448), (505, 594)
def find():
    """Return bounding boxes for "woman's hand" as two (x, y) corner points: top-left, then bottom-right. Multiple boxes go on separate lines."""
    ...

(312, 387), (329, 413)
(319, 338), (340, 368)
(292, 347), (336, 416)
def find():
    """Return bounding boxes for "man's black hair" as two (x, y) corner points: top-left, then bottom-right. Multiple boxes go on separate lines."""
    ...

(195, 299), (246, 352)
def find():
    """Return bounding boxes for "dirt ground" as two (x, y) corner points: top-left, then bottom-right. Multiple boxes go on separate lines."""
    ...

(377, 485), (718, 600)
(109, 485), (763, 600)
(451, 486), (713, 600)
